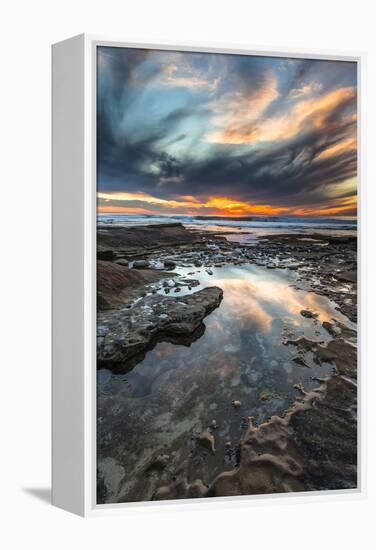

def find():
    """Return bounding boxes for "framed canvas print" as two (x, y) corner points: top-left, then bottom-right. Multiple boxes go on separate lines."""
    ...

(52, 35), (364, 516)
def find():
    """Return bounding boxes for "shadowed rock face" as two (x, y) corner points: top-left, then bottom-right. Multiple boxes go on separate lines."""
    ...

(97, 260), (172, 311)
(97, 286), (224, 373)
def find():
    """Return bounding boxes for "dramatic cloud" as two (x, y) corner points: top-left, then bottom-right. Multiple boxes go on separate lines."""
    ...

(204, 72), (280, 144)
(97, 47), (357, 217)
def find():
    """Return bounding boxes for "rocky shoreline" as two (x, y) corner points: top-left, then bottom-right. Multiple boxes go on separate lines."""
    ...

(98, 222), (357, 322)
(152, 334), (357, 500)
(97, 222), (357, 503)
(98, 286), (223, 373)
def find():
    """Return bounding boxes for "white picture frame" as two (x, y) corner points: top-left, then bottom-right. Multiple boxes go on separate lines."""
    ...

(52, 34), (366, 517)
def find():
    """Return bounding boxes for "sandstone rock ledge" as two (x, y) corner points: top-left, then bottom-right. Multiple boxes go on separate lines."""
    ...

(151, 336), (357, 501)
(97, 286), (223, 372)
(97, 260), (172, 310)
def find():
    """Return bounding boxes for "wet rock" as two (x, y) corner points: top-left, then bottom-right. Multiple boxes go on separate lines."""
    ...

(286, 333), (357, 377)
(206, 340), (357, 498)
(133, 260), (149, 269)
(322, 321), (341, 336)
(300, 309), (318, 319)
(225, 444), (241, 468)
(97, 286), (224, 371)
(146, 453), (170, 472)
(97, 261), (169, 311)
(97, 249), (115, 261)
(259, 234), (357, 322)
(152, 479), (189, 501)
(336, 270), (356, 283)
(260, 390), (279, 401)
(293, 383), (307, 396)
(115, 259), (129, 267)
(163, 279), (176, 288)
(179, 278), (200, 288)
(198, 429), (216, 454)
(186, 479), (208, 498)
(241, 416), (254, 429)
(153, 478), (208, 501)
(292, 356), (310, 368)
(164, 259), (176, 269)
(97, 227), (357, 503)
(97, 457), (125, 501)
(97, 223), (202, 257)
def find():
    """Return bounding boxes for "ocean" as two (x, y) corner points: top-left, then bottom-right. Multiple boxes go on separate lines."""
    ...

(97, 214), (357, 242)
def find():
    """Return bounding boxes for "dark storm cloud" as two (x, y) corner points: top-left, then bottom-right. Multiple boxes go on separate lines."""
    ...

(97, 103), (193, 193)
(181, 137), (356, 207)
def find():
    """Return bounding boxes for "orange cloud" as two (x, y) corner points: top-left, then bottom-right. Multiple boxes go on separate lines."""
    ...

(97, 190), (357, 218)
(302, 204), (357, 216)
(203, 196), (289, 216)
(290, 194), (357, 217)
(206, 86), (356, 145)
(205, 73), (279, 144)
(97, 191), (199, 209)
(316, 137), (357, 161)
(98, 191), (290, 217)
(98, 205), (155, 215)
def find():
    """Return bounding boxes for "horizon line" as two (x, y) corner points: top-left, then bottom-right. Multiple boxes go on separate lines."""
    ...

(96, 212), (357, 220)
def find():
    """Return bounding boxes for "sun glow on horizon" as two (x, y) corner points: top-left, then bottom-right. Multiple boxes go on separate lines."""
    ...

(97, 187), (357, 218)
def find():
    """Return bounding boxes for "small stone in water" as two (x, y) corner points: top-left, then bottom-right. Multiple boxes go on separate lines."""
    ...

(300, 309), (318, 319)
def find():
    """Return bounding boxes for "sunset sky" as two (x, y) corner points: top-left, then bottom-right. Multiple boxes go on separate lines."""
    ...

(97, 47), (357, 218)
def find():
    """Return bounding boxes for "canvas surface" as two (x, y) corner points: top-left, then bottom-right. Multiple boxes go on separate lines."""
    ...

(95, 46), (357, 504)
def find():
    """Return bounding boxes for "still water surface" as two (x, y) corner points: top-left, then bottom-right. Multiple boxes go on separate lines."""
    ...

(97, 264), (354, 500)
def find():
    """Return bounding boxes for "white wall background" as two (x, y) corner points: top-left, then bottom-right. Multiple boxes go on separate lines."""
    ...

(1, 0), (375, 548)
